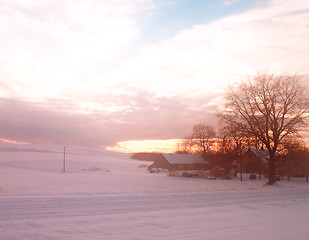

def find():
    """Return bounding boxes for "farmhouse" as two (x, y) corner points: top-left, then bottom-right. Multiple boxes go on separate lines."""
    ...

(148, 153), (208, 172)
(240, 148), (272, 175)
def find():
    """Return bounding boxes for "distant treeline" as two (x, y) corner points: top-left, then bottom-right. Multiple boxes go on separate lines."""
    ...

(130, 152), (163, 161)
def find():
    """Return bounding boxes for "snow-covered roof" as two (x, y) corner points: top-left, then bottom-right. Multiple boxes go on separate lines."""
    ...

(163, 153), (206, 164)
(249, 149), (270, 163)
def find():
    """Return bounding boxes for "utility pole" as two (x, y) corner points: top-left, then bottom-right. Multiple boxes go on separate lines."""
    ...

(240, 157), (242, 181)
(63, 146), (66, 173)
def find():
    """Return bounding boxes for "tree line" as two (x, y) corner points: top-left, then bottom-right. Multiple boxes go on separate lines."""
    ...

(176, 73), (309, 185)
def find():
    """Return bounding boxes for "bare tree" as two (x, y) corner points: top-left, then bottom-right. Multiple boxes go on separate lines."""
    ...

(176, 135), (195, 154)
(218, 114), (247, 157)
(218, 114), (251, 181)
(279, 137), (309, 181)
(192, 123), (216, 154)
(223, 73), (309, 185)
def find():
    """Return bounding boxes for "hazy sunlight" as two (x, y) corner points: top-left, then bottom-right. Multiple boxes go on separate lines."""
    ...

(106, 139), (182, 153)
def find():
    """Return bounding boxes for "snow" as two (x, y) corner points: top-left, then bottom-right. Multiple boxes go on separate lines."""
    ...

(1, 143), (309, 240)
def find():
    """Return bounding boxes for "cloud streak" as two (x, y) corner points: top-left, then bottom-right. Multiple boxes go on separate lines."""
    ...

(0, 89), (219, 147)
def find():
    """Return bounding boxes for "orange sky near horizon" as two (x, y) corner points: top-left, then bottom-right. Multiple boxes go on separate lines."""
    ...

(1, 135), (309, 154)
(106, 139), (182, 153)
(0, 137), (180, 153)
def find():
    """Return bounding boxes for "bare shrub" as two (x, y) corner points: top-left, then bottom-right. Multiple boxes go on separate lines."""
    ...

(168, 171), (181, 177)
(168, 170), (211, 179)
(194, 170), (209, 179)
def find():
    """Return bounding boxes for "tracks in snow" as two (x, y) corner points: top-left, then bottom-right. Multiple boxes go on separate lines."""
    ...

(1, 189), (309, 221)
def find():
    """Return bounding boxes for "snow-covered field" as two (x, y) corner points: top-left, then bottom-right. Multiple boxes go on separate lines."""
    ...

(1, 143), (309, 240)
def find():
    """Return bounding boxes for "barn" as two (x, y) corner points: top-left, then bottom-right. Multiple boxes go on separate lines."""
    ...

(148, 153), (208, 172)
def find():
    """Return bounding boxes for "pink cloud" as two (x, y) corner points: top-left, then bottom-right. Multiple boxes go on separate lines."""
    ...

(0, 89), (219, 148)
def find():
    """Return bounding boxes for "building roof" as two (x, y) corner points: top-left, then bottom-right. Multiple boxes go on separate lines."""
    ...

(249, 149), (270, 163)
(162, 153), (206, 164)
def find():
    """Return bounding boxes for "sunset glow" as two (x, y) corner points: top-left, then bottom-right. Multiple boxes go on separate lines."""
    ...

(106, 139), (182, 153)
(0, 138), (30, 145)
(0, 0), (308, 151)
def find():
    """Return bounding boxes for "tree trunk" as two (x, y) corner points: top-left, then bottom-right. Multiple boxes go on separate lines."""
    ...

(203, 146), (206, 154)
(267, 154), (276, 185)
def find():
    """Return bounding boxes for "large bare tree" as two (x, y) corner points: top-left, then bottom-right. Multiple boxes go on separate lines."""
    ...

(223, 73), (309, 184)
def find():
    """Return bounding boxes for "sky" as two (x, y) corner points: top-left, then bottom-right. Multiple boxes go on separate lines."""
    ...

(0, 0), (308, 152)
